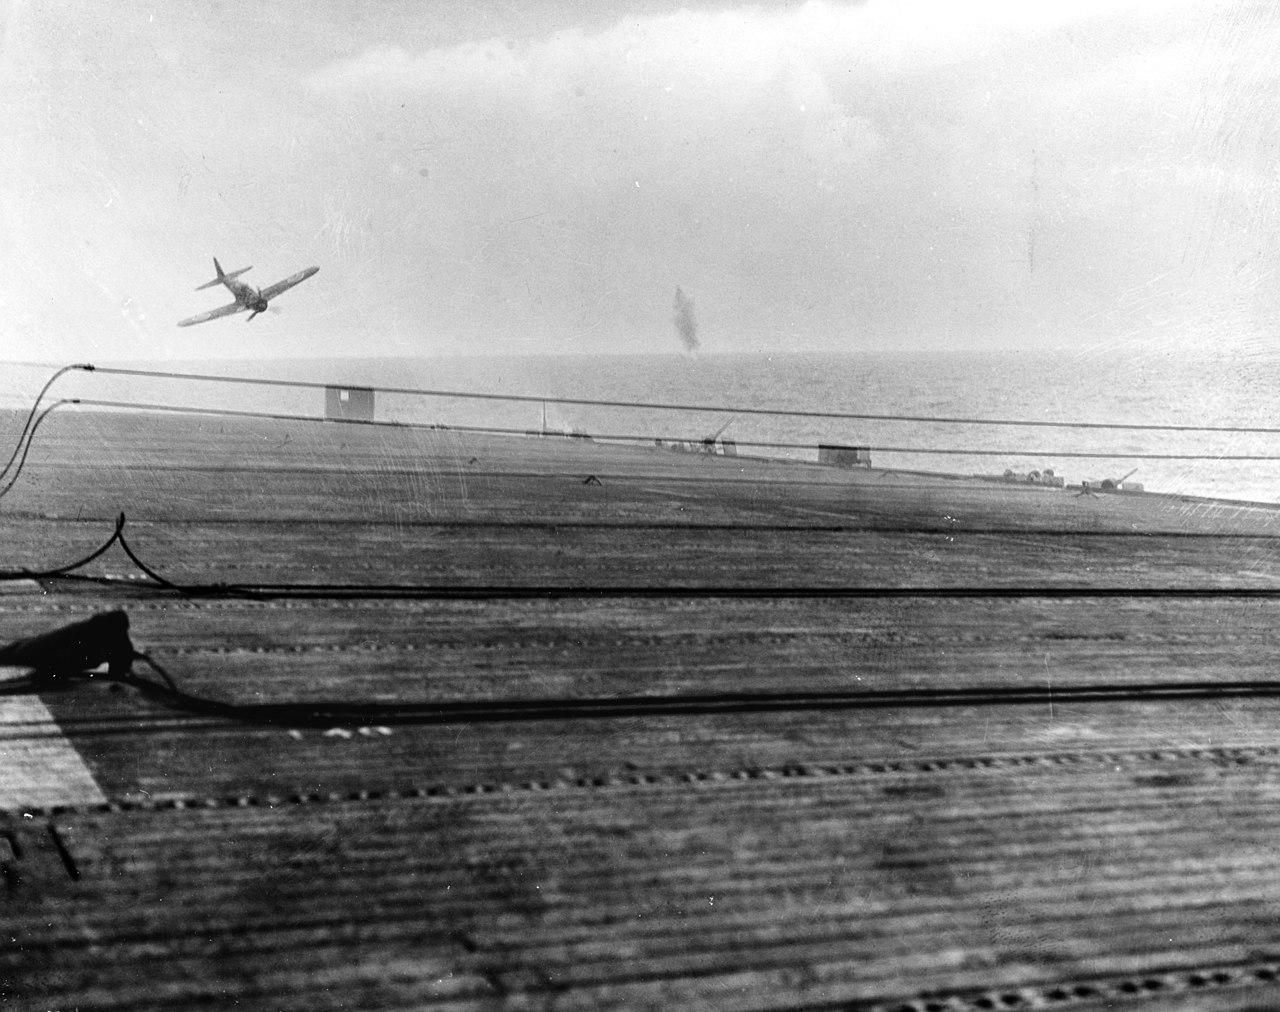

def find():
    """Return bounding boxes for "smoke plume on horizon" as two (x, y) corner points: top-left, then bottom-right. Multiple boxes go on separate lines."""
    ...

(672, 286), (698, 352)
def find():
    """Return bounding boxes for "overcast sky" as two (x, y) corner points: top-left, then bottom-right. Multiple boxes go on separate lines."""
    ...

(2, 0), (1278, 361)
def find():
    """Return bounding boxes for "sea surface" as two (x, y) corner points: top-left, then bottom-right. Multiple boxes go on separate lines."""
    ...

(9, 348), (1280, 503)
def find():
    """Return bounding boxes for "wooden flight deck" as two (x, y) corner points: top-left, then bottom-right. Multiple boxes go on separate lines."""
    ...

(5, 408), (1280, 1011)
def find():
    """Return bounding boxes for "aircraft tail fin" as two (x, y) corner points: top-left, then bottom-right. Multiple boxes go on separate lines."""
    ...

(196, 257), (252, 290)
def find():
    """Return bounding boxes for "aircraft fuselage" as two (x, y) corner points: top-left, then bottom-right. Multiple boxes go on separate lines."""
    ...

(178, 258), (319, 326)
(224, 279), (268, 314)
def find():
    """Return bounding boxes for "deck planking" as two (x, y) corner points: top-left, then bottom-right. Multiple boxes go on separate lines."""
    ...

(4, 409), (1280, 1010)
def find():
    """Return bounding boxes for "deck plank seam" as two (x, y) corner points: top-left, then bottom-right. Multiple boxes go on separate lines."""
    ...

(841, 958), (1280, 1012)
(3, 743), (1268, 819)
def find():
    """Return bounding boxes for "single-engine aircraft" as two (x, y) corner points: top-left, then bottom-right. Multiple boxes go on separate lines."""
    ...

(177, 257), (319, 326)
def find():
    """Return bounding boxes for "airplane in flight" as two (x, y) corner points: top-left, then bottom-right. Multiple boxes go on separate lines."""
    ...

(178, 257), (319, 326)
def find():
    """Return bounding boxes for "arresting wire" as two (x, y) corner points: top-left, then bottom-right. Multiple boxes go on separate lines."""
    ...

(0, 512), (262, 598)
(64, 397), (1280, 461)
(78, 363), (1280, 436)
(9, 603), (1280, 730)
(0, 363), (93, 485)
(7, 364), (1280, 470)
(0, 398), (80, 499)
(17, 646), (1280, 731)
(7, 514), (1280, 601)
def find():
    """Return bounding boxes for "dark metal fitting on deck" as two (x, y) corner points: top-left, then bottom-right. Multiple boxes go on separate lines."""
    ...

(0, 610), (134, 679)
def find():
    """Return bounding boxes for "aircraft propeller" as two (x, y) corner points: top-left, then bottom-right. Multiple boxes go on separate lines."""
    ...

(245, 300), (281, 323)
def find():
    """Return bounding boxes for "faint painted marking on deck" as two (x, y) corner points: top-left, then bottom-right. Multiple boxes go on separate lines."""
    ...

(0, 692), (107, 808)
(0, 580), (44, 595)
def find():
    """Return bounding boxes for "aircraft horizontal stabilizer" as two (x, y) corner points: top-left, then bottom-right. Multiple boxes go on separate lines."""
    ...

(196, 265), (252, 290)
(179, 258), (317, 326)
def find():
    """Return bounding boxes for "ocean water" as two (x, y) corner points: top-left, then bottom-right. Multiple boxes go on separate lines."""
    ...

(9, 348), (1280, 503)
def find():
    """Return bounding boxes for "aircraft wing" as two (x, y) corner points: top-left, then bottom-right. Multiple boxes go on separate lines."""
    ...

(177, 302), (246, 327)
(258, 266), (319, 302)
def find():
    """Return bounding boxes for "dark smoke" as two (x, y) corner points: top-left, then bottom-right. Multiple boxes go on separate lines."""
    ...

(672, 286), (698, 352)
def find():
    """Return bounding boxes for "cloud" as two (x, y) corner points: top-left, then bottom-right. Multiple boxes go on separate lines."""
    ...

(3, 0), (1273, 361)
(303, 5), (889, 153)
(305, 1), (1215, 95)
(302, 1), (1232, 223)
